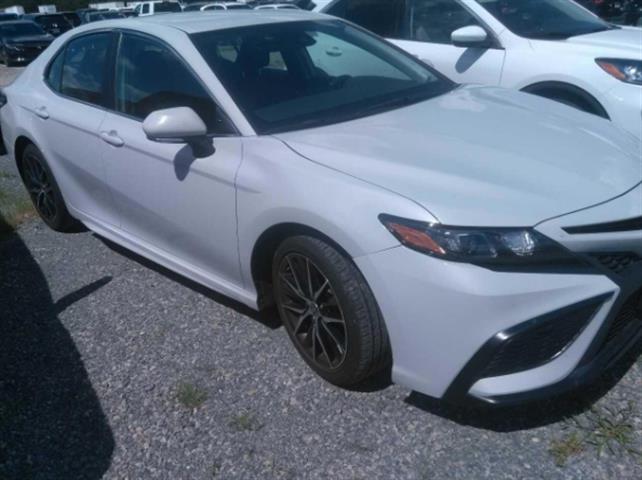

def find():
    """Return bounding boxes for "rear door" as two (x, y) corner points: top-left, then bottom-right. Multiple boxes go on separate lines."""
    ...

(32, 31), (117, 224)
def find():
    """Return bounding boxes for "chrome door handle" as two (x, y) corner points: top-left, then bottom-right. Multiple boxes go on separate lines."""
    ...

(34, 106), (49, 119)
(99, 130), (124, 147)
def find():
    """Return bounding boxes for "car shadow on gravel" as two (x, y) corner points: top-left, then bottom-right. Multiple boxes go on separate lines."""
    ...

(96, 235), (282, 330)
(0, 214), (114, 479)
(405, 338), (642, 432)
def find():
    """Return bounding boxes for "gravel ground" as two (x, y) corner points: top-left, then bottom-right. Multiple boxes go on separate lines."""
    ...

(1, 65), (641, 480)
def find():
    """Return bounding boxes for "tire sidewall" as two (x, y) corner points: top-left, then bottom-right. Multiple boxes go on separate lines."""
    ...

(273, 236), (370, 386)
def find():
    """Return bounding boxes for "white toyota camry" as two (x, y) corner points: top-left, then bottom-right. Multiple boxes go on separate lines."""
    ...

(1, 11), (641, 406)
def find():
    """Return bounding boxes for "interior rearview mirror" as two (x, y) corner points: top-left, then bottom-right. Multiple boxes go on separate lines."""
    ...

(143, 106), (214, 157)
(451, 25), (490, 48)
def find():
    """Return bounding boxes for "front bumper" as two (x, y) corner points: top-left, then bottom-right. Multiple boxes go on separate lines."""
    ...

(356, 185), (642, 405)
(5, 47), (46, 64)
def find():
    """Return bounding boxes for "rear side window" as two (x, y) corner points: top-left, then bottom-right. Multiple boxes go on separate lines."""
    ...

(60, 33), (112, 106)
(114, 33), (227, 134)
(326, 0), (405, 38)
(46, 50), (65, 91)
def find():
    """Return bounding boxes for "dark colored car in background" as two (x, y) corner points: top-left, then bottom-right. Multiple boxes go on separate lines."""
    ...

(59, 11), (82, 27)
(0, 20), (52, 66)
(575, 0), (642, 25)
(22, 13), (73, 37)
(0, 13), (18, 22)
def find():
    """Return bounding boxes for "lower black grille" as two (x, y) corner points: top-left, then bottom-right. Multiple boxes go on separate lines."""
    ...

(480, 301), (600, 378)
(600, 291), (642, 349)
(592, 253), (641, 275)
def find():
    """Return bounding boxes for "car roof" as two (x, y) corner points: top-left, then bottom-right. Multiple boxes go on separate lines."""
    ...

(91, 11), (327, 34)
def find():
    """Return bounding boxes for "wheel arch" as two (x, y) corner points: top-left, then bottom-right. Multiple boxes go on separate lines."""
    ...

(14, 135), (36, 173)
(521, 81), (610, 119)
(250, 222), (354, 309)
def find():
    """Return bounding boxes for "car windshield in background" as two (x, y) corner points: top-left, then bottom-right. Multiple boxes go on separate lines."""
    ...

(475, 0), (612, 39)
(89, 11), (125, 20)
(156, 2), (183, 12)
(36, 15), (71, 28)
(0, 22), (46, 37)
(0, 13), (18, 21)
(225, 4), (253, 9)
(192, 20), (454, 134)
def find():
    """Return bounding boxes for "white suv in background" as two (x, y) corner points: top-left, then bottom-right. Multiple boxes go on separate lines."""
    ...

(322, 0), (642, 138)
(132, 0), (182, 16)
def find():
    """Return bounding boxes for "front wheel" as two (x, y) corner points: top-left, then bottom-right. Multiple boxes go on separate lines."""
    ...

(273, 235), (390, 387)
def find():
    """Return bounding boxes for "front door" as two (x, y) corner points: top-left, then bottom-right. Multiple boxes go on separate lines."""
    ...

(100, 32), (243, 286)
(391, 0), (506, 84)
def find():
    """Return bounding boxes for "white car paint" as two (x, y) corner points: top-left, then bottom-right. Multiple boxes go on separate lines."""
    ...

(322, 0), (642, 139)
(2, 12), (640, 405)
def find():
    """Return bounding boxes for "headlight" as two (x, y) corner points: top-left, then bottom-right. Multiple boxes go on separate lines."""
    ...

(596, 58), (642, 85)
(379, 214), (588, 271)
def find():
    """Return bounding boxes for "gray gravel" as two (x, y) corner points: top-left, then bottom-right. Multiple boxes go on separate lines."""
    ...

(0, 65), (641, 480)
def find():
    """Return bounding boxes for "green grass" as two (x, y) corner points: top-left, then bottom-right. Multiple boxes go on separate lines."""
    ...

(229, 411), (264, 432)
(550, 403), (641, 467)
(176, 382), (208, 410)
(0, 185), (34, 241)
(549, 432), (585, 467)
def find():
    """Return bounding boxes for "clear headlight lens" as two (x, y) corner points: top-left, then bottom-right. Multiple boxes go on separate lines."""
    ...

(379, 214), (587, 271)
(596, 58), (642, 85)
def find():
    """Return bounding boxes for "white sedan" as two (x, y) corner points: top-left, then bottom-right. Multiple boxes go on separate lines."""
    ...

(2, 12), (641, 406)
(321, 0), (642, 138)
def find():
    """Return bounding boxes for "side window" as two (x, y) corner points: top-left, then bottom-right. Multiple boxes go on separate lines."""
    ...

(46, 49), (65, 92)
(142, 4), (150, 14)
(408, 0), (481, 44)
(114, 34), (228, 134)
(60, 33), (112, 106)
(326, 0), (405, 39)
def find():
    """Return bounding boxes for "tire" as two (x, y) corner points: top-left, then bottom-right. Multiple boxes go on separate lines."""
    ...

(18, 144), (79, 232)
(273, 235), (390, 387)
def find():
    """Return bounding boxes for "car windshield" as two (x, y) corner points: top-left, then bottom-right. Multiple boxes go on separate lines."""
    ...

(155, 2), (182, 12)
(36, 15), (70, 28)
(0, 22), (46, 37)
(225, 4), (252, 8)
(474, 0), (613, 39)
(0, 13), (18, 21)
(90, 11), (125, 20)
(192, 20), (454, 134)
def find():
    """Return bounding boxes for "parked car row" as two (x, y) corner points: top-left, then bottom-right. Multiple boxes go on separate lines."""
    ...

(1, 10), (640, 408)
(0, 0), (309, 66)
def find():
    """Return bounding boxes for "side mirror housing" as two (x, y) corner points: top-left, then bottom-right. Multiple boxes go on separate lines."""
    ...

(143, 106), (213, 157)
(451, 25), (490, 48)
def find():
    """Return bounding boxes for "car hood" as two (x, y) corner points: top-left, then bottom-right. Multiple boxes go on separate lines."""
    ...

(563, 26), (642, 57)
(276, 85), (642, 227)
(6, 34), (52, 44)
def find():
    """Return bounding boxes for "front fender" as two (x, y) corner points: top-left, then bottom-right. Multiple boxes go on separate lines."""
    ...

(236, 137), (435, 292)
